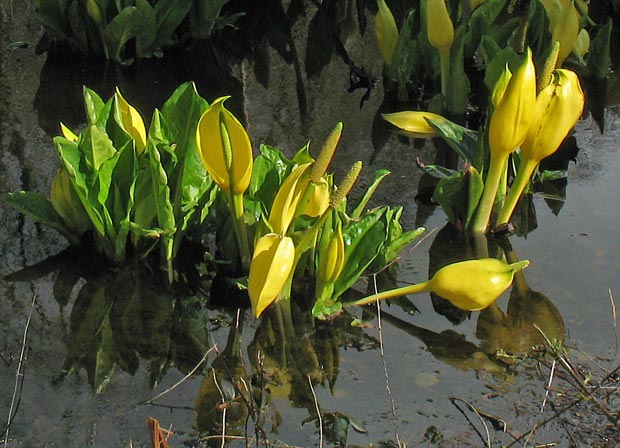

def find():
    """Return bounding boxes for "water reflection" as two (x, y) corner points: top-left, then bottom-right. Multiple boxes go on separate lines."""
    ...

(5, 253), (210, 392)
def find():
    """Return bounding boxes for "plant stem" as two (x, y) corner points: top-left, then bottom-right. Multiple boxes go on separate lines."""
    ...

(344, 281), (431, 307)
(471, 153), (508, 234)
(230, 191), (251, 271)
(439, 48), (450, 99)
(496, 157), (538, 226)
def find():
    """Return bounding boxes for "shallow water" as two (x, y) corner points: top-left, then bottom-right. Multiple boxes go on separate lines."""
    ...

(1, 3), (619, 447)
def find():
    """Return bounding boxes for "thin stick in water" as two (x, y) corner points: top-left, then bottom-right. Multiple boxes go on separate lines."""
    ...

(2, 294), (36, 448)
(307, 375), (323, 448)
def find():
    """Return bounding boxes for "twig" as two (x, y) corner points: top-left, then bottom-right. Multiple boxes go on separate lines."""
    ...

(2, 294), (36, 448)
(449, 397), (492, 448)
(373, 275), (402, 448)
(534, 324), (617, 424)
(211, 368), (227, 448)
(307, 375), (323, 448)
(524, 359), (557, 446)
(609, 289), (618, 353)
(141, 345), (215, 405)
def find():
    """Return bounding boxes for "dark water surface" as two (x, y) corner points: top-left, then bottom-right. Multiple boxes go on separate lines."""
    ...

(1, 3), (619, 447)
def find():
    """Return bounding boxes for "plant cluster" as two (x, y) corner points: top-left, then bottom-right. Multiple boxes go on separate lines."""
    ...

(383, 45), (585, 235)
(3, 82), (423, 320)
(35, 0), (237, 62)
(375, 0), (610, 114)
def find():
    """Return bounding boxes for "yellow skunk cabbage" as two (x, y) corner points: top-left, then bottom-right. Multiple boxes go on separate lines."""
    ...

(472, 49), (536, 233)
(427, 0), (454, 52)
(497, 69), (584, 225)
(248, 233), (296, 318)
(382, 111), (446, 138)
(376, 0), (399, 65)
(115, 89), (146, 153)
(196, 96), (253, 195)
(348, 258), (530, 311)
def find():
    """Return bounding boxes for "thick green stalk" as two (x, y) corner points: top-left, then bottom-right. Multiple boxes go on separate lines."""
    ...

(472, 153), (508, 234)
(496, 157), (538, 226)
(439, 48), (450, 99)
(345, 281), (431, 307)
(231, 191), (251, 271)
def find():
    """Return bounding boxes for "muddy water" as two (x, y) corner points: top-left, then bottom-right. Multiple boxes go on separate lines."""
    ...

(1, 2), (619, 447)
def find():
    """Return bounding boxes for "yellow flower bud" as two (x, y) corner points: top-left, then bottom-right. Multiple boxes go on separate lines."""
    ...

(60, 122), (78, 142)
(51, 169), (89, 235)
(86, 0), (104, 26)
(318, 221), (345, 285)
(196, 96), (253, 195)
(115, 88), (147, 153)
(382, 111), (446, 138)
(573, 28), (590, 61)
(552, 1), (580, 66)
(491, 66), (512, 109)
(521, 69), (584, 162)
(376, 0), (399, 65)
(488, 49), (537, 158)
(248, 234), (296, 318)
(348, 258), (530, 311)
(427, 0), (454, 52)
(268, 163), (312, 235)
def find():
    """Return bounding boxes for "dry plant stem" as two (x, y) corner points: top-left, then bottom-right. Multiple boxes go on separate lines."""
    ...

(211, 368), (228, 448)
(524, 359), (557, 447)
(307, 375), (323, 448)
(609, 289), (618, 352)
(141, 345), (215, 405)
(374, 276), (403, 448)
(534, 324), (619, 425)
(2, 294), (36, 448)
(449, 397), (492, 448)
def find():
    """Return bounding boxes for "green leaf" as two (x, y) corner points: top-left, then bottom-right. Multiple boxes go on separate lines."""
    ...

(466, 165), (484, 227)
(446, 27), (470, 115)
(134, 0), (157, 55)
(2, 191), (78, 245)
(587, 18), (612, 79)
(480, 38), (520, 95)
(350, 169), (390, 220)
(427, 117), (478, 163)
(333, 207), (388, 299)
(81, 124), (117, 172)
(103, 6), (138, 61)
(417, 163), (457, 179)
(83, 86), (105, 127)
(463, 0), (508, 57)
(153, 0), (193, 47)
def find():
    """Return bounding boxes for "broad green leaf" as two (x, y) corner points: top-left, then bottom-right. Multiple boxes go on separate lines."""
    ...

(67, 0), (89, 54)
(1, 191), (78, 245)
(446, 27), (470, 115)
(463, 0), (508, 57)
(417, 163), (457, 179)
(480, 37), (520, 95)
(333, 207), (388, 298)
(190, 0), (233, 39)
(103, 6), (137, 61)
(466, 165), (484, 227)
(389, 10), (419, 88)
(160, 82), (211, 226)
(134, 0), (157, 55)
(54, 135), (107, 237)
(81, 124), (117, 172)
(94, 315), (116, 394)
(587, 18), (612, 79)
(427, 116), (478, 163)
(153, 0), (193, 47)
(83, 87), (105, 127)
(35, 0), (71, 41)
